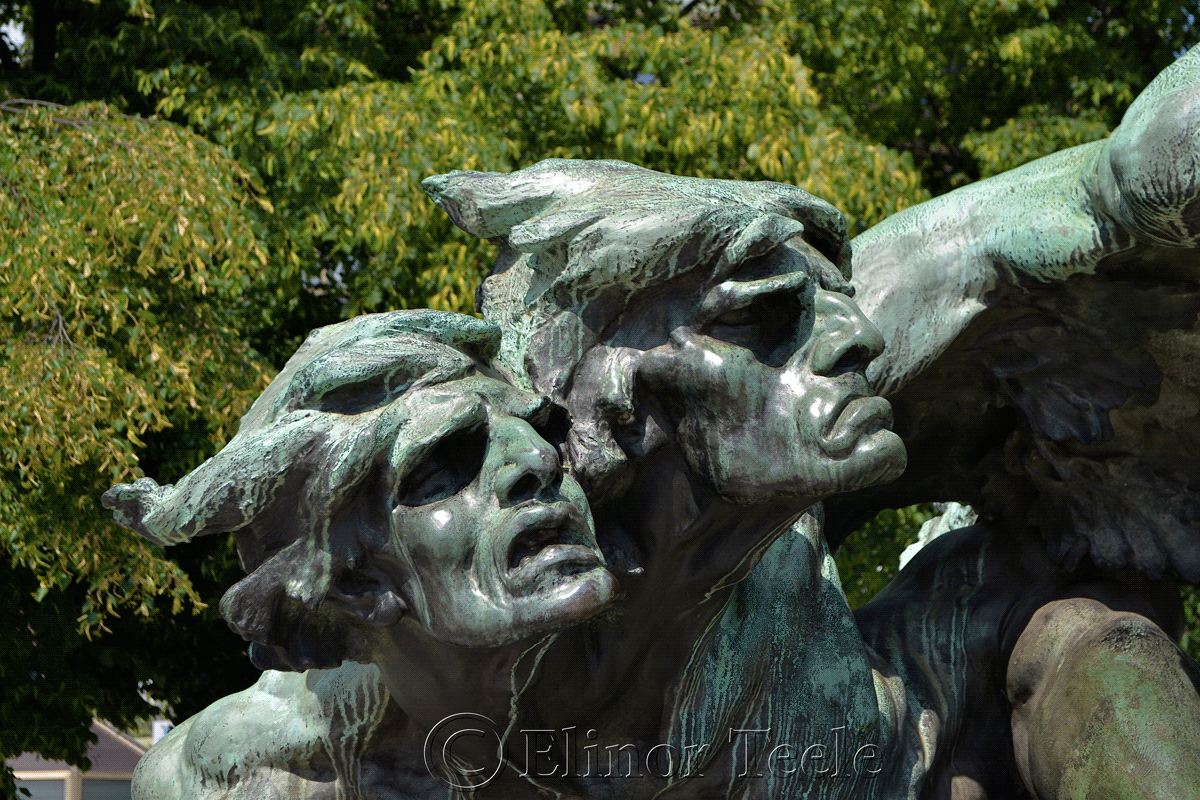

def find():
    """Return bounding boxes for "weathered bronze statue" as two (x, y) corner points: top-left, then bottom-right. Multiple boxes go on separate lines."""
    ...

(838, 41), (1200, 799)
(105, 44), (1200, 800)
(105, 312), (621, 797)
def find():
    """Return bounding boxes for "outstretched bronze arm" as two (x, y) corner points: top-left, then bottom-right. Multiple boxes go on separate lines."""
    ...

(852, 44), (1200, 397)
(842, 44), (1200, 800)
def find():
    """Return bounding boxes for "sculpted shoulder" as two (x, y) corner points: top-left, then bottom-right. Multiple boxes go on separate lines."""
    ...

(852, 46), (1200, 397)
(134, 664), (395, 800)
(1095, 44), (1200, 249)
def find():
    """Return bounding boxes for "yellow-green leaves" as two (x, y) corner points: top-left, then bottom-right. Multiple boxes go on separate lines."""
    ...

(1, 101), (274, 630)
(193, 0), (931, 329)
(0, 2), (936, 638)
(776, 0), (1195, 193)
(961, 108), (1110, 177)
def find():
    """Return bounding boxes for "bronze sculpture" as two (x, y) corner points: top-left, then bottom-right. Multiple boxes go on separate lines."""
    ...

(105, 312), (619, 797)
(105, 44), (1200, 800)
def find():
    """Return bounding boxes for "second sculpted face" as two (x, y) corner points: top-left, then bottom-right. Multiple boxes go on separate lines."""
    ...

(631, 239), (907, 506)
(383, 375), (617, 647)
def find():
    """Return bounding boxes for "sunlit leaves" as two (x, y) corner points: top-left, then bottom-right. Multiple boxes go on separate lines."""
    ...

(961, 108), (1110, 177)
(3, 0), (1198, 789)
(780, 0), (1198, 192)
(834, 505), (933, 609)
(7, 0), (1193, 641)
(1, 101), (274, 627)
(194, 0), (929, 322)
(1, 0), (1197, 715)
(409, 5), (928, 231)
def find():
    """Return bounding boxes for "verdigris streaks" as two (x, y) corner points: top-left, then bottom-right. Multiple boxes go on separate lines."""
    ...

(103, 44), (1200, 800)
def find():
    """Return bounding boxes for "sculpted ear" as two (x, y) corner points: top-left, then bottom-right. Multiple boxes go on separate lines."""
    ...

(325, 566), (407, 627)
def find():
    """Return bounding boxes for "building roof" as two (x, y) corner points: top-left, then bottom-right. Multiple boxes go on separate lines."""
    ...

(8, 720), (146, 776)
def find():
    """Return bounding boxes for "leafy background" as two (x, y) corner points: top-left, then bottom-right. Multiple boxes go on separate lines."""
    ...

(2, 0), (1198, 793)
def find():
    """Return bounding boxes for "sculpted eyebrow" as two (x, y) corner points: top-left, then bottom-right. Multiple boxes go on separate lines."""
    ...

(390, 396), (488, 488)
(286, 341), (475, 416)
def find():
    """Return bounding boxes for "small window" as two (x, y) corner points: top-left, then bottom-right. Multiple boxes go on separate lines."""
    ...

(82, 779), (132, 800)
(15, 779), (65, 800)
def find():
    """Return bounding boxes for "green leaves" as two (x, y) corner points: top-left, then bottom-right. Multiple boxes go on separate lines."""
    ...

(834, 505), (933, 609)
(1, 0), (1194, 654)
(961, 107), (1110, 177)
(781, 0), (1198, 193)
(1, 101), (274, 628)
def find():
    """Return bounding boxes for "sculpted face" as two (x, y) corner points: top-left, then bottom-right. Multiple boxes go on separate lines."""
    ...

(384, 375), (617, 647)
(630, 238), (907, 505)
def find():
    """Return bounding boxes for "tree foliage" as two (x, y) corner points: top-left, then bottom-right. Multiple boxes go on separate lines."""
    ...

(1, 0), (1198, 791)
(834, 505), (934, 610)
(0, 103), (277, 795)
(0, 535), (260, 800)
(786, 0), (1200, 189)
(2, 100), (274, 625)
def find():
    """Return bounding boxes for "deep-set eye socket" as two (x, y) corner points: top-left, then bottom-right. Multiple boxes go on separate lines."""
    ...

(710, 304), (757, 328)
(533, 403), (572, 465)
(704, 288), (812, 367)
(395, 423), (489, 507)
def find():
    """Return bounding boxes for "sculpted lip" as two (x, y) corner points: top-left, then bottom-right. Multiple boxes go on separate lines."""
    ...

(822, 394), (895, 458)
(503, 503), (605, 594)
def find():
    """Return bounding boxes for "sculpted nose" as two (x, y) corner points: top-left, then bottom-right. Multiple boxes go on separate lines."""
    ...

(810, 289), (885, 376)
(494, 419), (561, 505)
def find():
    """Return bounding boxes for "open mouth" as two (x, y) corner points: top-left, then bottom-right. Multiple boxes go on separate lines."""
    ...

(504, 505), (605, 593)
(509, 524), (570, 571)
